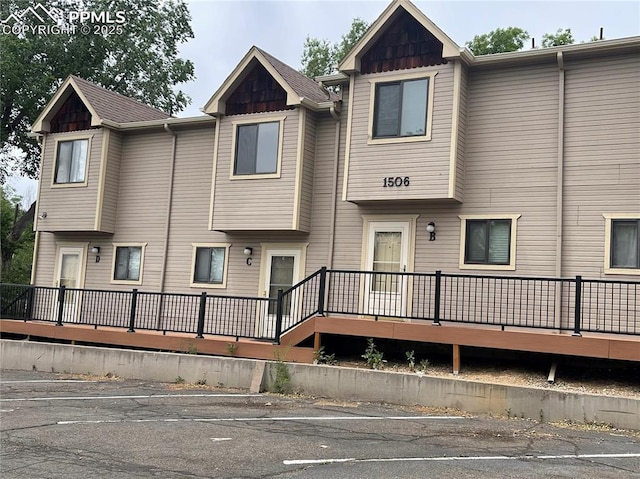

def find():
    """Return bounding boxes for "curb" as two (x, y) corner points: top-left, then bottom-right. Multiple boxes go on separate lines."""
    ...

(2, 339), (638, 430)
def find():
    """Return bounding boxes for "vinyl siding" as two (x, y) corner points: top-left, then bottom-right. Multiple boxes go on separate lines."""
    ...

(346, 63), (454, 202)
(98, 130), (122, 233)
(211, 109), (301, 231)
(112, 130), (174, 290)
(455, 63), (468, 201)
(305, 94), (349, 271)
(36, 129), (103, 232)
(562, 53), (640, 278)
(463, 62), (559, 275)
(298, 110), (316, 232)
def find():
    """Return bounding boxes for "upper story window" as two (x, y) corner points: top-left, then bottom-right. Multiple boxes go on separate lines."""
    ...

(604, 215), (639, 274)
(374, 78), (428, 138)
(234, 121), (280, 176)
(368, 71), (437, 145)
(190, 243), (231, 288)
(111, 244), (146, 285)
(54, 139), (89, 184)
(459, 215), (521, 271)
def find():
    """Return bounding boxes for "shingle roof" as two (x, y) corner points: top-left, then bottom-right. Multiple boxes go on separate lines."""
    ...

(70, 75), (171, 123)
(256, 48), (340, 103)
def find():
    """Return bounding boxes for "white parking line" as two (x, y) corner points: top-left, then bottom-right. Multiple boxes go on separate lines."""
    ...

(0, 380), (96, 384)
(284, 453), (640, 465)
(57, 415), (465, 425)
(1, 393), (261, 402)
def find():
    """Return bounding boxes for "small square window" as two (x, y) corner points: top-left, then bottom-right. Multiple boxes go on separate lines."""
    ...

(114, 246), (142, 281)
(55, 139), (89, 184)
(459, 215), (520, 271)
(373, 78), (428, 139)
(611, 219), (639, 269)
(465, 219), (512, 265)
(234, 122), (279, 175)
(194, 247), (226, 284)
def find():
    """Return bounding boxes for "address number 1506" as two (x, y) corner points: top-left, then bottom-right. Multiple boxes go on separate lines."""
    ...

(383, 176), (410, 187)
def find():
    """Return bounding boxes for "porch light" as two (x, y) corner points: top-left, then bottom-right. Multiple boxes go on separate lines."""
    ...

(244, 247), (253, 256)
(38, 212), (47, 219)
(427, 222), (436, 241)
(91, 246), (101, 254)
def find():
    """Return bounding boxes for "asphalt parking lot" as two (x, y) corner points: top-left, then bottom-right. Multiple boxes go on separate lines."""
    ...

(1, 368), (639, 478)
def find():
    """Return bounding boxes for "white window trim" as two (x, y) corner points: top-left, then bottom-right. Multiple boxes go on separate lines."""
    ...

(603, 213), (640, 275)
(190, 243), (232, 288)
(367, 70), (437, 145)
(50, 133), (93, 188)
(110, 242), (147, 285)
(458, 214), (521, 271)
(229, 114), (286, 180)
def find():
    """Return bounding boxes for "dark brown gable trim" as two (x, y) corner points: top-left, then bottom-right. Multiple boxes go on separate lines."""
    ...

(360, 8), (447, 74)
(225, 62), (291, 115)
(50, 91), (92, 133)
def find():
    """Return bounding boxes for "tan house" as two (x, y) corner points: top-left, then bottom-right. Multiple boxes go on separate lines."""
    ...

(27, 0), (639, 340)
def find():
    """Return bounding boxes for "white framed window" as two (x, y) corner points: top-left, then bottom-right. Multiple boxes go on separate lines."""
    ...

(190, 243), (231, 288)
(459, 215), (520, 271)
(368, 71), (437, 145)
(52, 137), (91, 186)
(230, 115), (285, 179)
(603, 214), (640, 275)
(111, 243), (146, 285)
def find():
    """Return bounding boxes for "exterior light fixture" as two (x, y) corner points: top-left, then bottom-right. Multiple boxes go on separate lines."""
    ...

(38, 212), (47, 219)
(244, 247), (253, 266)
(427, 222), (436, 241)
(91, 246), (101, 263)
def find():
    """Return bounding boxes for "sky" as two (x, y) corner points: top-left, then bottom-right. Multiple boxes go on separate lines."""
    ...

(7, 0), (640, 199)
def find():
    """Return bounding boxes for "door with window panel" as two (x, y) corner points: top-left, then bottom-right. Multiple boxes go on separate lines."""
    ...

(258, 248), (302, 338)
(364, 222), (410, 317)
(54, 247), (84, 323)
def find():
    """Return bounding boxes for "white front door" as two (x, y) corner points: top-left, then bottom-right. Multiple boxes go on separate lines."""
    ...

(364, 222), (410, 317)
(54, 247), (84, 323)
(258, 248), (302, 338)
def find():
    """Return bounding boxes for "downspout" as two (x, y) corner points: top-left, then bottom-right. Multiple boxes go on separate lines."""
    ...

(159, 123), (177, 293)
(555, 52), (565, 327)
(327, 103), (341, 269)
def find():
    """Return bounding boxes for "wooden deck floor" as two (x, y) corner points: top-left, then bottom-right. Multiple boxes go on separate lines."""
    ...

(2, 316), (639, 365)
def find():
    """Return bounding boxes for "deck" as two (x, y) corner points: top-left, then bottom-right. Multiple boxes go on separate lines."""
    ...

(2, 315), (639, 371)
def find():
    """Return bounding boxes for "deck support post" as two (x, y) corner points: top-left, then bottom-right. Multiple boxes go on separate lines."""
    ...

(452, 344), (460, 375)
(313, 332), (321, 352)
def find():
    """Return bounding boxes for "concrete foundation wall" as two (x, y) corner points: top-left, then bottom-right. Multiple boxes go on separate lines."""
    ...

(2, 340), (638, 430)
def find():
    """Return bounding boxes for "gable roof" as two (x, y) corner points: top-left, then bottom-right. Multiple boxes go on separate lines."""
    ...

(256, 48), (339, 104)
(31, 75), (171, 133)
(203, 47), (338, 116)
(339, 0), (461, 73)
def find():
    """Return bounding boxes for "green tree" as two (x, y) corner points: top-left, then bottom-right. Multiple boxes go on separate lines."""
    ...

(1, 186), (34, 284)
(1, 0), (195, 182)
(542, 28), (574, 48)
(465, 27), (530, 55)
(300, 17), (370, 79)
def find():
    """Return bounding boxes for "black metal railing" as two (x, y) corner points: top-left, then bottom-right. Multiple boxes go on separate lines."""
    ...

(324, 270), (639, 336)
(276, 268), (325, 337)
(1, 269), (638, 341)
(0, 284), (275, 341)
